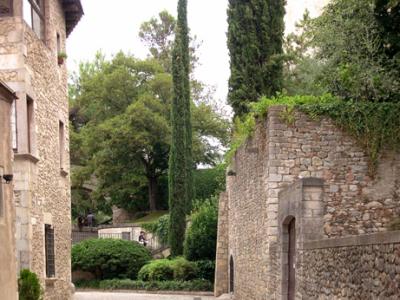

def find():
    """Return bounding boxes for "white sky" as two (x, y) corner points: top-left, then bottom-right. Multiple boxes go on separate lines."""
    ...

(66, 0), (230, 106)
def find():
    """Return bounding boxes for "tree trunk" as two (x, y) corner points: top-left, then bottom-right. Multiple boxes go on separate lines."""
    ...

(148, 176), (158, 211)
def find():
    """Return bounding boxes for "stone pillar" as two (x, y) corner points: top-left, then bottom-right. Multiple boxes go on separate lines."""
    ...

(215, 192), (229, 297)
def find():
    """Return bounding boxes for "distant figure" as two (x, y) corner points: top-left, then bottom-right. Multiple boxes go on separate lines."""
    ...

(138, 231), (147, 247)
(77, 216), (84, 231)
(87, 212), (95, 227)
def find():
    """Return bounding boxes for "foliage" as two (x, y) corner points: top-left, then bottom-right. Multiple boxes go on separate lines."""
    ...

(74, 279), (213, 291)
(184, 197), (218, 261)
(71, 239), (151, 280)
(142, 214), (170, 246)
(225, 94), (400, 174)
(193, 260), (215, 282)
(69, 52), (229, 215)
(193, 167), (226, 201)
(227, 0), (285, 116)
(18, 269), (43, 300)
(138, 257), (196, 282)
(375, 0), (400, 59)
(310, 0), (400, 102)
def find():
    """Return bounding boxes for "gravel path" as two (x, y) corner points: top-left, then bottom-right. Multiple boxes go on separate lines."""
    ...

(74, 291), (216, 300)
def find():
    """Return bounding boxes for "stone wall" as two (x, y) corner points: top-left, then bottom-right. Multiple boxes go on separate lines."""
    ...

(299, 231), (400, 299)
(0, 86), (18, 300)
(215, 106), (400, 299)
(0, 1), (77, 299)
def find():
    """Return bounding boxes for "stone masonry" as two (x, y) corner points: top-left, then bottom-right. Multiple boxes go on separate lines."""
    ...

(0, 1), (82, 299)
(214, 106), (400, 299)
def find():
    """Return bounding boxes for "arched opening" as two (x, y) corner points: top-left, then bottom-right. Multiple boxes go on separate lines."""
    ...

(282, 216), (296, 300)
(229, 255), (234, 293)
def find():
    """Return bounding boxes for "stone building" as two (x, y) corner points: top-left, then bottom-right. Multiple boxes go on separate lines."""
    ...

(214, 107), (400, 299)
(0, 81), (18, 300)
(0, 0), (83, 299)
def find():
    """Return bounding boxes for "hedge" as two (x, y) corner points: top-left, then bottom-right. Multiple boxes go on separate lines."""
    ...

(72, 238), (151, 280)
(75, 279), (213, 291)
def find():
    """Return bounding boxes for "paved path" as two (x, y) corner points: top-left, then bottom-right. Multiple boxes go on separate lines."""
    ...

(74, 292), (216, 300)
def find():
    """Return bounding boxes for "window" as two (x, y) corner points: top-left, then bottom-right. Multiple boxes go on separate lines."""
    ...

(0, 168), (3, 218)
(11, 100), (17, 151)
(23, 0), (45, 40)
(57, 33), (61, 54)
(59, 121), (64, 169)
(0, 0), (12, 16)
(45, 224), (55, 277)
(26, 97), (34, 154)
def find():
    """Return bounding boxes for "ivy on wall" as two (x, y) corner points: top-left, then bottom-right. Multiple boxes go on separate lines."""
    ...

(227, 94), (400, 175)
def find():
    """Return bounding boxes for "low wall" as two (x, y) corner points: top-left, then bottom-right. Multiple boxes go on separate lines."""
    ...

(299, 231), (400, 299)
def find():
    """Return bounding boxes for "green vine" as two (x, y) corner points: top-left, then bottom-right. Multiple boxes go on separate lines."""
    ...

(226, 94), (400, 175)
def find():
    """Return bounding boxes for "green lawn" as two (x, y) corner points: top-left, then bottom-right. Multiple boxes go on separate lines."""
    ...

(132, 211), (168, 224)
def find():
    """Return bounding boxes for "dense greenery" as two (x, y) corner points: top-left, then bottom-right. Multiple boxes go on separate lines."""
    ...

(194, 167), (226, 201)
(74, 279), (213, 291)
(18, 269), (43, 300)
(193, 260), (215, 283)
(169, 0), (193, 257)
(283, 0), (400, 101)
(227, 94), (400, 174)
(227, 0), (285, 116)
(71, 239), (151, 280)
(142, 214), (170, 246)
(138, 257), (197, 282)
(184, 197), (218, 261)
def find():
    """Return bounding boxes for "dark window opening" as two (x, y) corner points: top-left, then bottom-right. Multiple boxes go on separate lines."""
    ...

(57, 33), (61, 54)
(45, 224), (55, 278)
(0, 0), (13, 16)
(59, 121), (64, 169)
(27, 97), (34, 154)
(23, 0), (45, 39)
(229, 255), (234, 293)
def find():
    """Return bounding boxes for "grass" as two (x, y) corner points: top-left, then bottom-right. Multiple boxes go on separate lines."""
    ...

(131, 211), (169, 224)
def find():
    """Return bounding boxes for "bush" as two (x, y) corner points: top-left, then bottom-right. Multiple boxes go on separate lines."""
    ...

(138, 257), (197, 282)
(18, 269), (43, 300)
(138, 259), (174, 281)
(184, 197), (218, 261)
(72, 238), (151, 280)
(194, 167), (226, 201)
(75, 279), (213, 291)
(171, 257), (197, 281)
(193, 260), (215, 282)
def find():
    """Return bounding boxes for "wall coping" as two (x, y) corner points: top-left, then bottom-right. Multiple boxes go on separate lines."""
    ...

(303, 230), (400, 250)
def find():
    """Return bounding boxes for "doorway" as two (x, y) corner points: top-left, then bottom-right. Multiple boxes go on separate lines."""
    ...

(288, 218), (296, 300)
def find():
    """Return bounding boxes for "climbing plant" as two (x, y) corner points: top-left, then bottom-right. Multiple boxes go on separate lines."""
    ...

(226, 94), (400, 175)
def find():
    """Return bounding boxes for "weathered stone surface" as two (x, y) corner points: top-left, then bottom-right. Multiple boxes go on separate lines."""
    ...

(215, 106), (400, 299)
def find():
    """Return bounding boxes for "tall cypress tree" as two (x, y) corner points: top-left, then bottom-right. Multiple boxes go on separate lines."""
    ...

(227, 0), (285, 117)
(177, 0), (194, 214)
(169, 31), (187, 256)
(169, 0), (192, 256)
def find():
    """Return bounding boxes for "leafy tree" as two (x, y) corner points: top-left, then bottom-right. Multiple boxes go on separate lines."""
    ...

(310, 0), (400, 101)
(184, 197), (218, 261)
(227, 0), (285, 117)
(375, 0), (400, 59)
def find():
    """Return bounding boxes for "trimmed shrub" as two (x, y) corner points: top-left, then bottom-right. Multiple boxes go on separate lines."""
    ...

(193, 260), (215, 282)
(138, 257), (197, 282)
(171, 257), (197, 281)
(184, 197), (218, 261)
(138, 259), (174, 281)
(75, 279), (213, 291)
(72, 238), (151, 280)
(18, 269), (43, 300)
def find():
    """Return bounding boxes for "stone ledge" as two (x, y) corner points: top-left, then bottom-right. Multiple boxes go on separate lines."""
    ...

(303, 230), (400, 250)
(14, 153), (39, 163)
